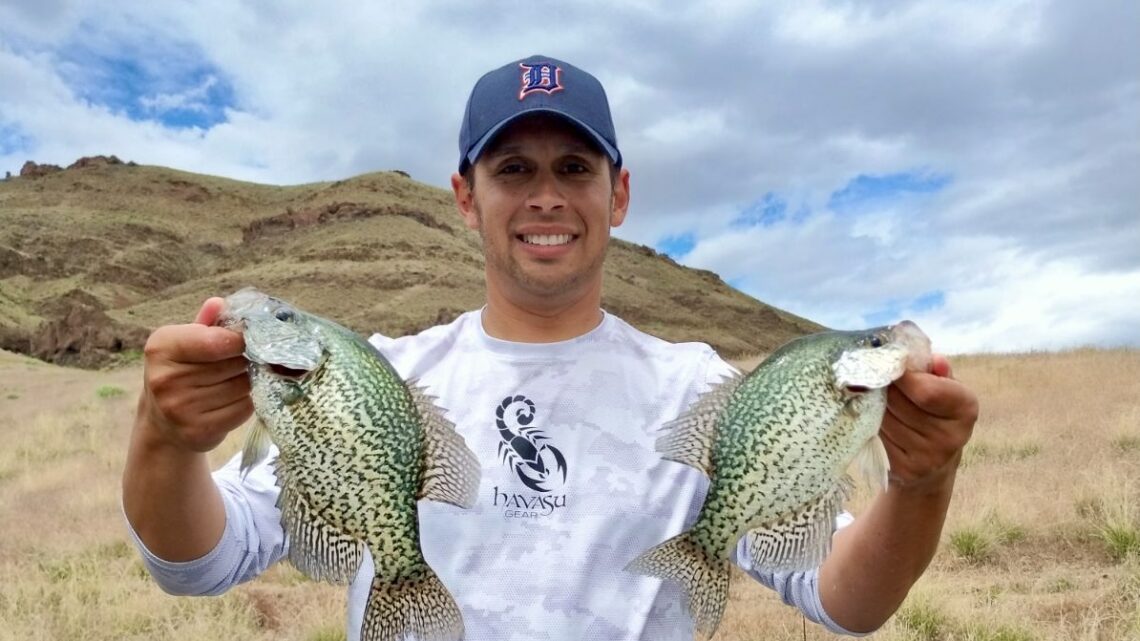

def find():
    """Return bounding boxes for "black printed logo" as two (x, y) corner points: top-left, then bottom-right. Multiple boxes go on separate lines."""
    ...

(495, 395), (568, 493)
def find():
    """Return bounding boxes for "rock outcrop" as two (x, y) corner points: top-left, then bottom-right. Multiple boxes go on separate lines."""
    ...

(29, 292), (149, 368)
(19, 161), (63, 178)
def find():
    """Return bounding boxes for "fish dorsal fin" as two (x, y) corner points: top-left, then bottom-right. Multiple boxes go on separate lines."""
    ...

(273, 458), (365, 584)
(853, 433), (890, 493)
(408, 381), (481, 508)
(239, 417), (273, 479)
(744, 478), (852, 572)
(656, 372), (744, 477)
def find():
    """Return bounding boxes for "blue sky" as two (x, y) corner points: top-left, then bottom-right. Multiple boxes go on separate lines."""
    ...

(0, 122), (32, 156)
(1, 0), (1137, 353)
(60, 52), (234, 129)
(826, 172), (951, 214)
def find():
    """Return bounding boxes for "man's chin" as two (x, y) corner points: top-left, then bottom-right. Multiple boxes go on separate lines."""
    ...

(514, 271), (589, 299)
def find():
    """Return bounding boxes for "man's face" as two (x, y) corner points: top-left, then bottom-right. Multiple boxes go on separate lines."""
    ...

(452, 115), (630, 306)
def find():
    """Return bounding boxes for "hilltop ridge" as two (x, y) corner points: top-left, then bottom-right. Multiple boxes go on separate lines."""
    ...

(0, 157), (822, 368)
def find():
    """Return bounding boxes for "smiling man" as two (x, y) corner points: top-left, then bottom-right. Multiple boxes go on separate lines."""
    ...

(123, 55), (978, 640)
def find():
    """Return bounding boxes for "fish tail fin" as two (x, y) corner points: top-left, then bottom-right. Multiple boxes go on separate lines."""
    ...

(361, 564), (463, 641)
(626, 531), (730, 640)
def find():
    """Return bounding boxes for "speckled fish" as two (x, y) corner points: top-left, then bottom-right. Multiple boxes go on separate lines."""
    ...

(217, 288), (480, 641)
(627, 322), (932, 640)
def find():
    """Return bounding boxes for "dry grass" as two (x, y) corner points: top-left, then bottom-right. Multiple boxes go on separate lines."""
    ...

(715, 348), (1140, 640)
(0, 351), (344, 641)
(1, 348), (1138, 639)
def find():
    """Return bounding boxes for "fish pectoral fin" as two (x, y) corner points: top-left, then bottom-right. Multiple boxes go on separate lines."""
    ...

(854, 433), (891, 493)
(744, 480), (852, 572)
(409, 383), (481, 508)
(275, 464), (365, 584)
(239, 417), (273, 478)
(656, 371), (744, 477)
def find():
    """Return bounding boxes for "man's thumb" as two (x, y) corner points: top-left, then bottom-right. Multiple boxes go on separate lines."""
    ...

(193, 297), (227, 326)
(931, 354), (954, 378)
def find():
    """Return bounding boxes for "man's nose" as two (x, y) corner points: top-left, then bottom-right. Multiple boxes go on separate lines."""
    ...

(526, 172), (566, 212)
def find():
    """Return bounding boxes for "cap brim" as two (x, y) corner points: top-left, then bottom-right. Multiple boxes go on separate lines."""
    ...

(461, 108), (621, 174)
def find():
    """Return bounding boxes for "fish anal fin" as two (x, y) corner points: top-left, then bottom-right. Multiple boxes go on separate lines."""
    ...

(656, 372), (744, 477)
(409, 383), (481, 508)
(744, 480), (851, 572)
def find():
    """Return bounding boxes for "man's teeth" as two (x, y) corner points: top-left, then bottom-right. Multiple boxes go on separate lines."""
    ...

(522, 234), (573, 246)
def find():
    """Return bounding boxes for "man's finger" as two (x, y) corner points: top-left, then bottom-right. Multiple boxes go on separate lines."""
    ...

(160, 324), (246, 364)
(179, 398), (256, 452)
(189, 356), (252, 388)
(881, 391), (948, 453)
(891, 371), (972, 420)
(879, 422), (911, 458)
(193, 297), (227, 326)
(200, 397), (256, 434)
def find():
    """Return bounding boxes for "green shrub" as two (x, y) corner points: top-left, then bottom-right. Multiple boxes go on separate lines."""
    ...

(949, 527), (993, 564)
(96, 385), (126, 399)
(895, 599), (949, 641)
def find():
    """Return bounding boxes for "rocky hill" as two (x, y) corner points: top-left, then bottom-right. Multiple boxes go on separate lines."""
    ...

(0, 156), (822, 368)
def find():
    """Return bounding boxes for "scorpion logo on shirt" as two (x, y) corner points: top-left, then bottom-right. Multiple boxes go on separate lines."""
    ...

(495, 395), (568, 493)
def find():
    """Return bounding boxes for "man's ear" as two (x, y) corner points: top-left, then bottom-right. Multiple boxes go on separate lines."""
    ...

(610, 167), (630, 228)
(451, 172), (479, 230)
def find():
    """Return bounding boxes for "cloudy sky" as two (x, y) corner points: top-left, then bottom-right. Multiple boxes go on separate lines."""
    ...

(1, 0), (1136, 353)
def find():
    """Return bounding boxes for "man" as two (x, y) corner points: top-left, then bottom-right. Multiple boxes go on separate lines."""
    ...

(122, 55), (978, 639)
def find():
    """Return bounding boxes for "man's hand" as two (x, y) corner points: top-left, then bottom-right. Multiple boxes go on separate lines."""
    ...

(879, 354), (978, 493)
(124, 296), (251, 562)
(820, 354), (978, 632)
(138, 297), (253, 453)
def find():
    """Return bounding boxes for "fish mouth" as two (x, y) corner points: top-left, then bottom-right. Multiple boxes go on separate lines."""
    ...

(845, 385), (871, 394)
(268, 363), (311, 379)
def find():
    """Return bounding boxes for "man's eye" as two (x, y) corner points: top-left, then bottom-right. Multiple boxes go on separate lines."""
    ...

(562, 162), (589, 174)
(498, 162), (527, 175)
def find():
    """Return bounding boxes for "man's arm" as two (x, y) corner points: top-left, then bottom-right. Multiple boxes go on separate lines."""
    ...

(818, 354), (978, 633)
(121, 298), (253, 562)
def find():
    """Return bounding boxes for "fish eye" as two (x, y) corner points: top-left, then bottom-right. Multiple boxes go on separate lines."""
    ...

(275, 308), (295, 322)
(869, 335), (884, 348)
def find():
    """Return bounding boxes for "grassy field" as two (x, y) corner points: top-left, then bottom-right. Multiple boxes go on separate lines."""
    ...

(0, 347), (1137, 640)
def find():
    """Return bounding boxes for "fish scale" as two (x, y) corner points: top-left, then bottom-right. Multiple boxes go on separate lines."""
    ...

(260, 349), (422, 571)
(219, 288), (480, 641)
(627, 323), (932, 640)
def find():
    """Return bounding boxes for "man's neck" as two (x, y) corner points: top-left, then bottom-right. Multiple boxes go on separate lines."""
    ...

(481, 284), (604, 343)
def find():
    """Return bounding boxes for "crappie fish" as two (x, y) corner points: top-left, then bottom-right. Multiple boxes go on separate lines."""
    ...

(217, 288), (480, 641)
(627, 321), (932, 639)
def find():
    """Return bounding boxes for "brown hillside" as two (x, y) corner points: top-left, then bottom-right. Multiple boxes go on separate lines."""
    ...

(0, 157), (822, 367)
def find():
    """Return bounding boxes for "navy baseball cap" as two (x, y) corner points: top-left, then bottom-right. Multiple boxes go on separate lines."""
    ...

(458, 55), (622, 174)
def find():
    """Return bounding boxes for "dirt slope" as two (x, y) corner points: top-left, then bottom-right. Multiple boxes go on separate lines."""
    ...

(0, 156), (821, 367)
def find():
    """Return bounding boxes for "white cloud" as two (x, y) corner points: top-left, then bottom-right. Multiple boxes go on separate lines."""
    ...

(138, 75), (218, 113)
(0, 0), (1136, 352)
(912, 257), (1140, 354)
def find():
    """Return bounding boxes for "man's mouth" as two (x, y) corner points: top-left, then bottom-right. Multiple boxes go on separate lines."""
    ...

(519, 234), (575, 246)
